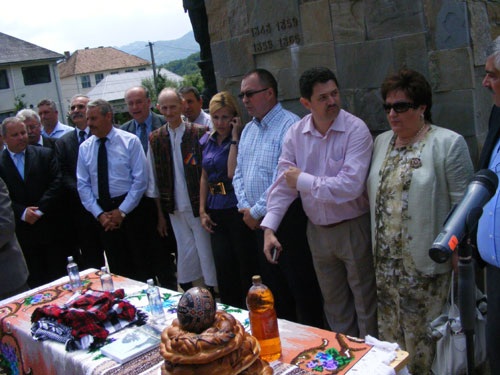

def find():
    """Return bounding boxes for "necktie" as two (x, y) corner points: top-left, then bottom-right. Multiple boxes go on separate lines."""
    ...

(98, 138), (110, 203)
(79, 130), (86, 144)
(14, 153), (24, 180)
(139, 123), (148, 153)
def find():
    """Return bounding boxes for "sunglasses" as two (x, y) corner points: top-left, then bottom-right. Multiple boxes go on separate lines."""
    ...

(382, 102), (419, 114)
(238, 87), (269, 99)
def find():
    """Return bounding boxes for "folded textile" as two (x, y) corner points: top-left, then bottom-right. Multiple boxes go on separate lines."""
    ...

(31, 289), (147, 350)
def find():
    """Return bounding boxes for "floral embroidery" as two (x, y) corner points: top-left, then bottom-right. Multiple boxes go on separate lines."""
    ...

(0, 342), (19, 375)
(22, 293), (53, 306)
(305, 348), (352, 372)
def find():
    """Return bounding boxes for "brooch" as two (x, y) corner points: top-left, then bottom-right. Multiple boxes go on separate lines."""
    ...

(410, 157), (422, 168)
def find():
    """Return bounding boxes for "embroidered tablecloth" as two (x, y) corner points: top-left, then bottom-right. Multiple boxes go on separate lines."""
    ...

(0, 270), (408, 375)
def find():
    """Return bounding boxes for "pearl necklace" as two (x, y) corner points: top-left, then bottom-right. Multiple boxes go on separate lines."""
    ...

(396, 123), (429, 148)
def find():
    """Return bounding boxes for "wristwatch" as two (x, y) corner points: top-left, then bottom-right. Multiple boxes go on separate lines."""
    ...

(119, 210), (126, 219)
(230, 140), (239, 145)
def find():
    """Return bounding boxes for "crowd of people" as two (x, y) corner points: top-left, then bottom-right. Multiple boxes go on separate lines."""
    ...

(2, 36), (500, 374)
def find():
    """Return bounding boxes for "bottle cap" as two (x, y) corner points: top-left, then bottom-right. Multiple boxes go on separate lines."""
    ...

(67, 256), (74, 262)
(101, 266), (107, 272)
(252, 275), (262, 285)
(147, 279), (154, 286)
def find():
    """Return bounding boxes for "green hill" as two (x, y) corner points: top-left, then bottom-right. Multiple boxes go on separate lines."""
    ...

(162, 52), (200, 76)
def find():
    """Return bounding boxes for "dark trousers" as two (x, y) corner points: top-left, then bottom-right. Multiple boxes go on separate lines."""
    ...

(208, 207), (259, 309)
(255, 198), (324, 328)
(486, 264), (500, 374)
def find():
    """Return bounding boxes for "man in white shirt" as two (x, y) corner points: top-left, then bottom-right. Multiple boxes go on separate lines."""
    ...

(37, 99), (73, 139)
(179, 86), (212, 129)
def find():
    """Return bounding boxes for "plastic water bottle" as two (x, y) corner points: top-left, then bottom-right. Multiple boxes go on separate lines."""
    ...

(66, 256), (81, 292)
(100, 266), (114, 291)
(246, 275), (282, 361)
(146, 279), (166, 324)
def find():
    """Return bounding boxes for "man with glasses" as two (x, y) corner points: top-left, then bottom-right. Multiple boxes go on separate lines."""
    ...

(16, 109), (56, 149)
(261, 67), (377, 338)
(37, 99), (73, 139)
(233, 69), (324, 327)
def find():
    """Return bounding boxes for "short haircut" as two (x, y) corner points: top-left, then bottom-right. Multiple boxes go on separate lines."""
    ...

(486, 36), (500, 71)
(381, 68), (433, 123)
(37, 99), (57, 111)
(1, 117), (25, 137)
(87, 99), (113, 117)
(158, 87), (183, 102)
(16, 108), (40, 123)
(70, 94), (90, 102)
(209, 91), (241, 119)
(243, 69), (278, 98)
(179, 86), (201, 101)
(125, 86), (150, 99)
(299, 67), (339, 100)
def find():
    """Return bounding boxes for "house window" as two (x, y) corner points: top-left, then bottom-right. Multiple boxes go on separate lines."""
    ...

(110, 71), (119, 75)
(81, 75), (91, 88)
(95, 73), (104, 84)
(21, 65), (51, 86)
(125, 69), (133, 73)
(0, 70), (9, 89)
(138, 68), (146, 71)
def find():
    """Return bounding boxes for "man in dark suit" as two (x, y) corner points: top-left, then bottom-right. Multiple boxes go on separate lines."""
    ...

(0, 117), (63, 287)
(0, 176), (29, 300)
(56, 95), (103, 270)
(120, 86), (177, 289)
(16, 109), (56, 149)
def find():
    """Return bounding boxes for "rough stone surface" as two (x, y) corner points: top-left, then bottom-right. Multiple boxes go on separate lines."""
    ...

(353, 89), (388, 133)
(423, 0), (444, 51)
(212, 35), (254, 78)
(206, 0), (231, 43)
(228, 1), (249, 38)
(335, 39), (393, 89)
(473, 66), (492, 149)
(255, 48), (294, 71)
(365, 0), (425, 40)
(281, 98), (308, 118)
(432, 89), (476, 137)
(468, 2), (491, 67)
(487, 3), (500, 39)
(435, 0), (469, 50)
(330, 0), (365, 44)
(392, 32), (429, 78)
(300, 0), (333, 44)
(277, 67), (301, 100)
(428, 48), (474, 92)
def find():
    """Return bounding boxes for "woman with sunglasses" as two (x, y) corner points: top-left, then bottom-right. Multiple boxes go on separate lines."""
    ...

(199, 92), (259, 308)
(367, 69), (473, 374)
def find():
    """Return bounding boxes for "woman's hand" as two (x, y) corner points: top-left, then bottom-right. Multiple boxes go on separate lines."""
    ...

(231, 117), (243, 140)
(200, 211), (216, 233)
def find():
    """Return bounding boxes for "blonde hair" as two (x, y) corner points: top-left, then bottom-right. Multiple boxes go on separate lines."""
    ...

(209, 92), (240, 120)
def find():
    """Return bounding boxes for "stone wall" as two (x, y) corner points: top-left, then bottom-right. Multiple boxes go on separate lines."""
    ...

(205, 0), (500, 164)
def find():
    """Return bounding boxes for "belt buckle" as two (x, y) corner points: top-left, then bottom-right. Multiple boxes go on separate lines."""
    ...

(209, 185), (215, 195)
(216, 182), (226, 195)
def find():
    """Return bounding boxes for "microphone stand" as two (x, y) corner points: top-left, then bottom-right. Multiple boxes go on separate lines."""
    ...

(457, 208), (483, 375)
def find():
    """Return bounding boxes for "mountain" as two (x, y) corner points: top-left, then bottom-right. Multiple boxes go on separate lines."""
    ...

(117, 31), (199, 65)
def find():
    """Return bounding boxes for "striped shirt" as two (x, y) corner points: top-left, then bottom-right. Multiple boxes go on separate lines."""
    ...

(233, 103), (300, 219)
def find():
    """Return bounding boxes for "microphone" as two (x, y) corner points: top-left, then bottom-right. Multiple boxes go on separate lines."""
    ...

(429, 169), (499, 263)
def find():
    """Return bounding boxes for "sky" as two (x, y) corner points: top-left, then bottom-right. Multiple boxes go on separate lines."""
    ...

(1, 0), (193, 53)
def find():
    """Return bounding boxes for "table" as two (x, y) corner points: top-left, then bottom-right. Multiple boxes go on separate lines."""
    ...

(0, 270), (408, 375)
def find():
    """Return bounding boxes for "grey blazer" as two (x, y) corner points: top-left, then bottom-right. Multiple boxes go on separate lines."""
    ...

(120, 112), (165, 134)
(0, 177), (28, 297)
(367, 125), (474, 275)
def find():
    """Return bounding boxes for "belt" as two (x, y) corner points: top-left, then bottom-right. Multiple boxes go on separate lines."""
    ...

(97, 194), (127, 212)
(319, 219), (347, 228)
(208, 181), (233, 195)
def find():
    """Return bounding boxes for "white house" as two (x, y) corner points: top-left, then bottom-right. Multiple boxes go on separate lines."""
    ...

(58, 47), (152, 108)
(0, 32), (65, 122)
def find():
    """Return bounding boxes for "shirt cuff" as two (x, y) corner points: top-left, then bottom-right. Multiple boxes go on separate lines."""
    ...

(260, 213), (281, 232)
(21, 208), (27, 221)
(250, 205), (264, 220)
(297, 172), (314, 193)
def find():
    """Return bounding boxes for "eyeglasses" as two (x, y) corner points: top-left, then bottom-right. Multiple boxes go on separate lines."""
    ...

(383, 102), (419, 114)
(238, 87), (269, 99)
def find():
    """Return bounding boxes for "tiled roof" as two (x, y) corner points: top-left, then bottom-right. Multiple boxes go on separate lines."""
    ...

(58, 47), (151, 78)
(87, 69), (183, 102)
(0, 32), (63, 65)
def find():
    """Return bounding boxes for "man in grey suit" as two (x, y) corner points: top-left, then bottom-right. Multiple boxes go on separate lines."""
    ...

(0, 176), (29, 300)
(120, 86), (165, 154)
(120, 85), (177, 289)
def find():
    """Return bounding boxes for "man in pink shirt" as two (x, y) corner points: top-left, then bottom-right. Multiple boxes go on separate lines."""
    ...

(261, 67), (377, 338)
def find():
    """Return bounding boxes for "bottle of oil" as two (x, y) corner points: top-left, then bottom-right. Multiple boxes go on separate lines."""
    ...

(246, 275), (282, 361)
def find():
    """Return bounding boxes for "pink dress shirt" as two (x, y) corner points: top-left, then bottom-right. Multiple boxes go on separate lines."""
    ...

(261, 110), (373, 231)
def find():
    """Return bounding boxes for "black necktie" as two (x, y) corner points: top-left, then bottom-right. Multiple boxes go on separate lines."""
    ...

(79, 130), (86, 144)
(139, 123), (148, 153)
(98, 137), (110, 203)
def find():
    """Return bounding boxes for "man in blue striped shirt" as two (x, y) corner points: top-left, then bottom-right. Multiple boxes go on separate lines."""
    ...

(233, 69), (324, 328)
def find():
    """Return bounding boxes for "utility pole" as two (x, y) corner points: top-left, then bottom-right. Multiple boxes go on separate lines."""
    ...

(147, 41), (158, 94)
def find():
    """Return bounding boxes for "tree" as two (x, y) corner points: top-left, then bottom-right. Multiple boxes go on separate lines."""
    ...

(141, 73), (181, 105)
